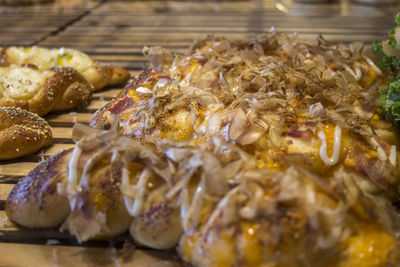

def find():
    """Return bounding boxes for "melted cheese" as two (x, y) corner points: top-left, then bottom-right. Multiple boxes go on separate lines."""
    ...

(159, 109), (194, 142)
(340, 227), (395, 267)
(7, 47), (94, 73)
(0, 67), (50, 100)
(56, 48), (93, 72)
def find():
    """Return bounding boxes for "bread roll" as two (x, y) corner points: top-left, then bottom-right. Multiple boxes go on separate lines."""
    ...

(0, 106), (52, 160)
(64, 150), (132, 242)
(0, 66), (93, 116)
(6, 149), (71, 228)
(130, 185), (182, 249)
(82, 64), (130, 91)
(1, 46), (130, 91)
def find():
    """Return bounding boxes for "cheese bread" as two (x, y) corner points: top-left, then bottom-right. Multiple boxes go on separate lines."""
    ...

(0, 46), (130, 91)
(0, 66), (93, 116)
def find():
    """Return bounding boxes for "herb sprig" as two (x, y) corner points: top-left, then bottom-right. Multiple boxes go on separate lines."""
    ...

(375, 13), (400, 123)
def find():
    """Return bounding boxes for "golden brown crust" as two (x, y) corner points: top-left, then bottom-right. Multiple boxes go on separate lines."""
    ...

(90, 70), (156, 129)
(110, 66), (131, 87)
(6, 149), (71, 228)
(0, 107), (52, 160)
(1, 46), (130, 92)
(64, 155), (132, 241)
(51, 67), (93, 112)
(130, 191), (182, 249)
(89, 98), (121, 129)
(82, 64), (130, 91)
(0, 48), (7, 66)
(0, 67), (93, 116)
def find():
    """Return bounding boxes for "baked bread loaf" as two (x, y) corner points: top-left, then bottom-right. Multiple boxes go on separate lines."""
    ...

(6, 124), (400, 266)
(0, 106), (52, 160)
(0, 46), (130, 91)
(0, 66), (93, 116)
(7, 33), (400, 266)
(6, 125), (181, 245)
(6, 149), (71, 227)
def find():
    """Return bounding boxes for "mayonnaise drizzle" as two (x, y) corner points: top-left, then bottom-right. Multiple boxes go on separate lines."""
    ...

(370, 137), (388, 162)
(122, 168), (152, 216)
(389, 145), (397, 167)
(66, 145), (82, 209)
(202, 187), (239, 235)
(182, 176), (205, 232)
(318, 125), (342, 166)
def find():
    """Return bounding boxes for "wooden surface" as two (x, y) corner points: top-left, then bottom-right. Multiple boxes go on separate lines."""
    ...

(0, 0), (398, 265)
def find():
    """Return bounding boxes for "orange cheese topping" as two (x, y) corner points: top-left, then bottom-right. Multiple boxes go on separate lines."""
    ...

(340, 226), (395, 267)
(239, 223), (263, 266)
(207, 230), (236, 267)
(359, 63), (378, 88)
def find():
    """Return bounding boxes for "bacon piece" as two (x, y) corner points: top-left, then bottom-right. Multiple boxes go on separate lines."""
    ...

(286, 126), (313, 139)
(109, 96), (134, 115)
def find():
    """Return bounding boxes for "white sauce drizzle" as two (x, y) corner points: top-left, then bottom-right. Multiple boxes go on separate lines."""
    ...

(370, 139), (397, 167)
(318, 125), (342, 166)
(239, 185), (263, 220)
(122, 168), (151, 216)
(389, 145), (397, 167)
(353, 63), (362, 81)
(182, 176), (205, 232)
(370, 137), (388, 162)
(202, 187), (239, 235)
(66, 145), (82, 209)
(344, 65), (357, 80)
(364, 56), (382, 76)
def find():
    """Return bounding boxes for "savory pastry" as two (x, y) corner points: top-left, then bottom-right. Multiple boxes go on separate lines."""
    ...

(6, 149), (70, 225)
(91, 33), (398, 199)
(0, 46), (130, 90)
(7, 31), (400, 267)
(0, 106), (52, 160)
(0, 66), (93, 116)
(7, 124), (182, 247)
(6, 125), (400, 266)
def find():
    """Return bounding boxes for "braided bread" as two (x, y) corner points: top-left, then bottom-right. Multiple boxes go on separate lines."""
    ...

(0, 66), (93, 116)
(0, 106), (52, 160)
(0, 46), (130, 91)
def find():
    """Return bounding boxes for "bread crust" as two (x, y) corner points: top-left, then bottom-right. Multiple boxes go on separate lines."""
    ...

(64, 155), (132, 241)
(89, 70), (157, 129)
(1, 46), (130, 91)
(0, 107), (52, 160)
(0, 66), (93, 116)
(6, 149), (71, 228)
(130, 188), (182, 249)
(82, 64), (130, 91)
(51, 67), (94, 111)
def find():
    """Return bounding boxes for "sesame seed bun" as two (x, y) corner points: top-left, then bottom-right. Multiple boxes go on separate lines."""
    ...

(0, 106), (52, 160)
